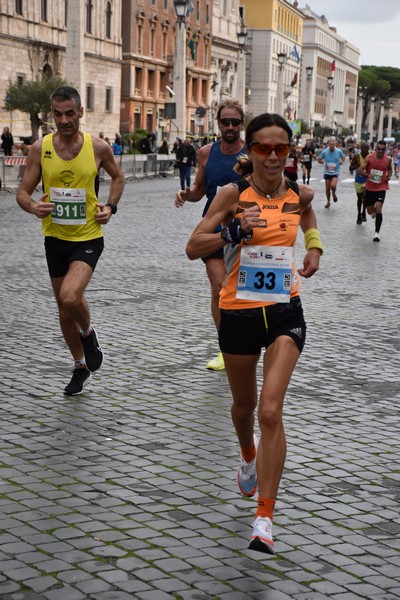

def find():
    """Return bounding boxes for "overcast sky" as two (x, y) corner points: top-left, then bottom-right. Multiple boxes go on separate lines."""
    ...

(301, 1), (400, 68)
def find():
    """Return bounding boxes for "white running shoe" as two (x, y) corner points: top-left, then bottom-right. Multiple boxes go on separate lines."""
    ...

(248, 516), (275, 555)
(237, 435), (258, 497)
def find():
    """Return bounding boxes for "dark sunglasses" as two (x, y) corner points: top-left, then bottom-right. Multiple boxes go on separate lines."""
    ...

(219, 118), (243, 127)
(248, 142), (290, 158)
(376, 146), (386, 151)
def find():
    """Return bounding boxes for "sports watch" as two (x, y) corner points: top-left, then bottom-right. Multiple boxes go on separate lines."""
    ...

(105, 203), (118, 215)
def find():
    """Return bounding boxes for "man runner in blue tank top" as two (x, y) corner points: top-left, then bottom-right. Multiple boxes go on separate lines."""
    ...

(175, 100), (245, 371)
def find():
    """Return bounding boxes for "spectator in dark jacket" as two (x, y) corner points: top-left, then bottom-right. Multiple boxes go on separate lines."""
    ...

(172, 137), (182, 155)
(175, 137), (197, 190)
(158, 138), (170, 177)
(1, 127), (14, 156)
(139, 134), (154, 154)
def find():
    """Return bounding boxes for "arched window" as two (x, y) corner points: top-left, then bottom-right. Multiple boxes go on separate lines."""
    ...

(43, 63), (53, 78)
(15, 0), (23, 15)
(105, 2), (112, 39)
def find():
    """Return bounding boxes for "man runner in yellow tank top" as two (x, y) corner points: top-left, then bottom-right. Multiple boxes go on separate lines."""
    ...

(16, 86), (125, 395)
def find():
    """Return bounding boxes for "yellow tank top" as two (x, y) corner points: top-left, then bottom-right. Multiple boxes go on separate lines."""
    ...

(41, 132), (102, 241)
(220, 183), (301, 310)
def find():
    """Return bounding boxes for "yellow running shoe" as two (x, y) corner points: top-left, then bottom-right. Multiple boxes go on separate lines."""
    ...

(206, 351), (225, 371)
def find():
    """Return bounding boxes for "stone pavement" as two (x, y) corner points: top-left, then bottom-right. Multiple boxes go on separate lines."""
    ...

(0, 162), (400, 600)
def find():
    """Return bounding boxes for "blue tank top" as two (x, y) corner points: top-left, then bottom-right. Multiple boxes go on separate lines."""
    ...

(354, 153), (367, 184)
(203, 141), (243, 216)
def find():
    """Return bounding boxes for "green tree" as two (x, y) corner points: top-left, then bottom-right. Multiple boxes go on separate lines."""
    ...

(124, 128), (148, 153)
(3, 75), (70, 141)
(358, 66), (400, 129)
(300, 120), (310, 135)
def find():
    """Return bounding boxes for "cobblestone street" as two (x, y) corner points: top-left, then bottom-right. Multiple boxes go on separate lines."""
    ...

(1, 162), (400, 600)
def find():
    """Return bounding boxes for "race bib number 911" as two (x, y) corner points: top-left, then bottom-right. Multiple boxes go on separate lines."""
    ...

(50, 187), (86, 225)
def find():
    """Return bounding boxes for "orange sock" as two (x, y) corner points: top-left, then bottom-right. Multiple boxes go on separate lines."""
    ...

(240, 440), (256, 463)
(256, 497), (275, 521)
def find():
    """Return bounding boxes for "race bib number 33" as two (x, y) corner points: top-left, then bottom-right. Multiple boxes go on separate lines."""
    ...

(50, 187), (87, 225)
(236, 245), (293, 303)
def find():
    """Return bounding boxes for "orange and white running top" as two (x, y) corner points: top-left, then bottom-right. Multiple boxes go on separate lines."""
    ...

(219, 180), (301, 310)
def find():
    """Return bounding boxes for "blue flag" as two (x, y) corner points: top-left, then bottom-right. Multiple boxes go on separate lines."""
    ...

(290, 45), (300, 64)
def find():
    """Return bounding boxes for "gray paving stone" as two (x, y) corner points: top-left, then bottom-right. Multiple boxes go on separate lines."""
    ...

(2, 566), (41, 581)
(0, 580), (21, 594)
(23, 575), (58, 593)
(43, 586), (86, 600)
(74, 578), (113, 594)
(135, 592), (175, 600)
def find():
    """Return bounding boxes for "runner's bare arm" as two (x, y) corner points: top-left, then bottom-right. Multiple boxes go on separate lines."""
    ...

(298, 185), (321, 278)
(16, 140), (53, 218)
(186, 183), (239, 259)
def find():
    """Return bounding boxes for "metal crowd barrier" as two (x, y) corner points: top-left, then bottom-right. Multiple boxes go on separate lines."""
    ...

(0, 154), (176, 193)
(118, 154), (174, 181)
(0, 156), (28, 193)
(100, 154), (175, 183)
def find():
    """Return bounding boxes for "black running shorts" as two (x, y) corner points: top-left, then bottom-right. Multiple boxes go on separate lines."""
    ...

(44, 236), (104, 278)
(365, 189), (386, 206)
(219, 296), (306, 355)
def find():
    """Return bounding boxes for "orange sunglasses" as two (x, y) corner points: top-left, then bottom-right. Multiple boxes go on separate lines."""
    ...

(248, 142), (291, 158)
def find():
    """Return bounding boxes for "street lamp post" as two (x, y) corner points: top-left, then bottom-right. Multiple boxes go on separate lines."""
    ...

(236, 20), (247, 109)
(326, 75), (334, 131)
(368, 97), (375, 144)
(305, 65), (313, 134)
(173, 0), (188, 138)
(377, 100), (385, 141)
(276, 52), (287, 117)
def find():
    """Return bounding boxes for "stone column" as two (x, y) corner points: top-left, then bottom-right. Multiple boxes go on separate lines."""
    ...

(368, 97), (375, 144)
(65, 0), (85, 112)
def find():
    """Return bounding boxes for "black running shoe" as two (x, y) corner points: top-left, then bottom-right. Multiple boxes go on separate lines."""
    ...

(64, 367), (92, 395)
(80, 327), (104, 371)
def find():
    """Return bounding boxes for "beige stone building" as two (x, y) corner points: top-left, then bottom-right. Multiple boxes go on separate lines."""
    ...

(120, 0), (213, 140)
(209, 0), (247, 134)
(0, 0), (122, 142)
(241, 0), (305, 121)
(298, 5), (360, 136)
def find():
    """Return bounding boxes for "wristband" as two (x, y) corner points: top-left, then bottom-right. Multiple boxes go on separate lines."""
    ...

(304, 227), (324, 255)
(221, 218), (253, 245)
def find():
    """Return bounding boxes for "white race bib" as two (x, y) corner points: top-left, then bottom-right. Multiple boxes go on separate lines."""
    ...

(50, 188), (87, 225)
(369, 169), (383, 183)
(236, 245), (293, 303)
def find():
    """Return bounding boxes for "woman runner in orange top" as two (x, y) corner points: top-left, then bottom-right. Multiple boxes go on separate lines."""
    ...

(186, 113), (323, 555)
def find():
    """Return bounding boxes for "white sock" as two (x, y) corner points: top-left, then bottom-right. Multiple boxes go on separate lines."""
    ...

(74, 358), (86, 368)
(81, 326), (93, 336)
